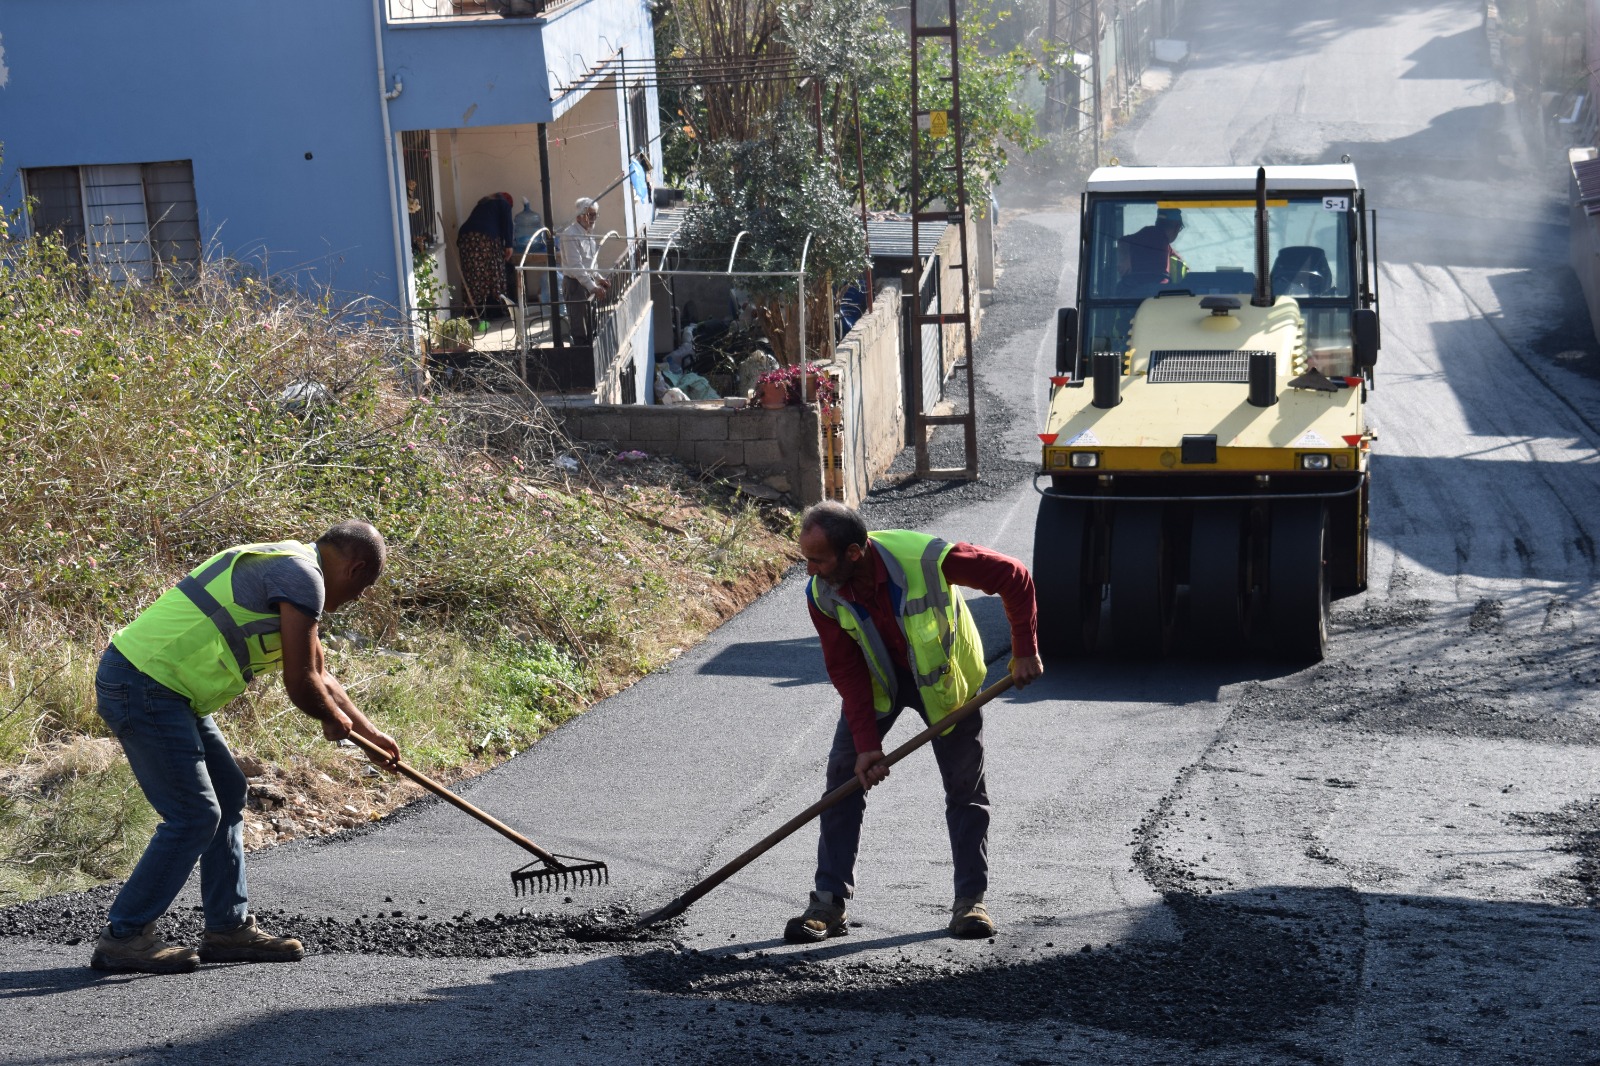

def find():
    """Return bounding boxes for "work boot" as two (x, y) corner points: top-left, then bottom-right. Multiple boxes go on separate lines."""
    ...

(89, 922), (200, 974)
(783, 891), (848, 944)
(949, 896), (995, 939)
(197, 915), (304, 964)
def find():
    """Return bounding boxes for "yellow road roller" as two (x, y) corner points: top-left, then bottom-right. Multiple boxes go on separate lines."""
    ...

(1035, 163), (1379, 660)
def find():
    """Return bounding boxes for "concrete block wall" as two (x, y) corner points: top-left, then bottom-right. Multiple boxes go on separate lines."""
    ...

(934, 216), (983, 378)
(827, 280), (905, 503)
(556, 403), (824, 504)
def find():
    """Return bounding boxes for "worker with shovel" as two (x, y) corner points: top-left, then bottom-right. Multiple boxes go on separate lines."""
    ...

(789, 502), (1042, 943)
(88, 520), (400, 974)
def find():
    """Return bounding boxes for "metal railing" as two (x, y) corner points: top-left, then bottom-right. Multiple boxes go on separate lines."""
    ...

(510, 235), (647, 390)
(413, 235), (646, 394)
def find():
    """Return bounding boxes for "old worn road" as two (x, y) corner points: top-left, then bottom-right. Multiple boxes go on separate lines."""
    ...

(3, 1), (1598, 1063)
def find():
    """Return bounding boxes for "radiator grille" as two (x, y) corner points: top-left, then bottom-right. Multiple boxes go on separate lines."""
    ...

(1147, 349), (1266, 384)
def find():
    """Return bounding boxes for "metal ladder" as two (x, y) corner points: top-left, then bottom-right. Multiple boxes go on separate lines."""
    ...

(908, 0), (979, 480)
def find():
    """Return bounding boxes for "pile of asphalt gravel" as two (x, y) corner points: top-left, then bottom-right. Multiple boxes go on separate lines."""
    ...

(1509, 797), (1600, 907)
(0, 882), (662, 957)
(628, 891), (1346, 1052)
(1248, 589), (1600, 748)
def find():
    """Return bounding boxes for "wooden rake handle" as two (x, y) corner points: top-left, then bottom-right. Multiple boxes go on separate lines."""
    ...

(344, 731), (563, 867)
(638, 673), (1017, 927)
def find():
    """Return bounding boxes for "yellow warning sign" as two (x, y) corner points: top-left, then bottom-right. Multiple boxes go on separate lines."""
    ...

(929, 111), (949, 138)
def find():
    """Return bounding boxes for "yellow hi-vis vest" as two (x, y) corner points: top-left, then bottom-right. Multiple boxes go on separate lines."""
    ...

(111, 541), (320, 717)
(807, 530), (986, 727)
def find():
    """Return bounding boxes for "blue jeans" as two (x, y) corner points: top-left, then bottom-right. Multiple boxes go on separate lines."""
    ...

(95, 645), (249, 937)
(815, 667), (990, 902)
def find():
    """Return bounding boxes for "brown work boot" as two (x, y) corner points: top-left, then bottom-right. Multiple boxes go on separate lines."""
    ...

(89, 922), (200, 974)
(198, 915), (304, 964)
(949, 896), (995, 939)
(783, 891), (848, 944)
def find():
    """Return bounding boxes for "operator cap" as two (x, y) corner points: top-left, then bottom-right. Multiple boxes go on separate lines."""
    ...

(1156, 207), (1184, 227)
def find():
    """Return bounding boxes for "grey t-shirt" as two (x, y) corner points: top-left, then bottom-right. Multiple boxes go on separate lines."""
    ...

(231, 548), (324, 621)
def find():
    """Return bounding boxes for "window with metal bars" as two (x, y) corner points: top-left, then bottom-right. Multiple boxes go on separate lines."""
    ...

(402, 130), (440, 252)
(23, 161), (200, 283)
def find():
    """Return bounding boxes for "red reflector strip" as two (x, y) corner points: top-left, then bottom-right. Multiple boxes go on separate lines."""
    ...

(1050, 375), (1071, 386)
(1342, 435), (1363, 447)
(1039, 433), (1059, 445)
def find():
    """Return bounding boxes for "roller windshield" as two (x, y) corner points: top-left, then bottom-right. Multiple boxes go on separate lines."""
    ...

(1085, 195), (1355, 301)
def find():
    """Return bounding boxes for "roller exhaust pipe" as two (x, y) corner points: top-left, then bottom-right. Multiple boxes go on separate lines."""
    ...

(1093, 351), (1122, 408)
(1249, 351), (1277, 407)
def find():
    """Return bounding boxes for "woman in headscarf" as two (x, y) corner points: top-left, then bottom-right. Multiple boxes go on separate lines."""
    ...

(456, 192), (514, 320)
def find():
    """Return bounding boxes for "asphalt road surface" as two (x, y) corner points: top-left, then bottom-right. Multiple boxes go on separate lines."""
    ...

(4, 1), (1599, 1063)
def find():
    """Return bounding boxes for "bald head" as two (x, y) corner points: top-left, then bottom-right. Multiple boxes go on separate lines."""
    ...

(318, 520), (385, 575)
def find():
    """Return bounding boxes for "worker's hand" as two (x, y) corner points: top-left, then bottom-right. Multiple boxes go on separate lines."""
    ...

(354, 725), (401, 768)
(319, 708), (354, 743)
(1009, 654), (1044, 689)
(854, 750), (890, 793)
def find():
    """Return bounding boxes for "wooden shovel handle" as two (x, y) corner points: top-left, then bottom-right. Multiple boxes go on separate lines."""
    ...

(638, 673), (1016, 926)
(344, 731), (561, 867)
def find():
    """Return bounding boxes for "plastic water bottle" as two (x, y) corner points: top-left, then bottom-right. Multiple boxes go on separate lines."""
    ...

(512, 198), (548, 303)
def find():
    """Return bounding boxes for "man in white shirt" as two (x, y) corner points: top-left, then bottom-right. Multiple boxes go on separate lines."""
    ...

(559, 197), (608, 342)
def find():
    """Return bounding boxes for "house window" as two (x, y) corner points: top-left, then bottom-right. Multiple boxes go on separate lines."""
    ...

(627, 83), (649, 160)
(23, 161), (200, 282)
(402, 130), (439, 252)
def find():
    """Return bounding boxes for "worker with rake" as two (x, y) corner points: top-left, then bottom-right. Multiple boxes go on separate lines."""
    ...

(789, 502), (1042, 942)
(88, 520), (400, 974)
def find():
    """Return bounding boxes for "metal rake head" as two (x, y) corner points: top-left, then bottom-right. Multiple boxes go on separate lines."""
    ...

(510, 855), (610, 896)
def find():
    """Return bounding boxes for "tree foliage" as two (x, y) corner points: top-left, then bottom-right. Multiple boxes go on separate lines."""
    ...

(675, 116), (868, 363)
(656, 0), (1039, 362)
(852, 0), (1043, 213)
(660, 0), (1042, 209)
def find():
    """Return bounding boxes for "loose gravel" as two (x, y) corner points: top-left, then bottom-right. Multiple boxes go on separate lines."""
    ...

(0, 882), (659, 956)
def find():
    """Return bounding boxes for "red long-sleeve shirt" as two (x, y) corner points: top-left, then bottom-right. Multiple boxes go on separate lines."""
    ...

(807, 539), (1038, 754)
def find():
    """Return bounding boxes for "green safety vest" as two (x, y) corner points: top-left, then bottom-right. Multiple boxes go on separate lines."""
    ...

(111, 541), (320, 717)
(808, 530), (986, 727)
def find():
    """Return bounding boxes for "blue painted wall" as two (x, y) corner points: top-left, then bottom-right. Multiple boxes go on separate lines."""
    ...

(0, 1), (407, 305)
(0, 0), (660, 315)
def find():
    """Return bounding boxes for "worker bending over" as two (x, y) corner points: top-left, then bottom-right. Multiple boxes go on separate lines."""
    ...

(788, 502), (1042, 943)
(89, 521), (400, 974)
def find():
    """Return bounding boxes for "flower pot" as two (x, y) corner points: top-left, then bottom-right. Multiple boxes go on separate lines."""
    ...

(758, 380), (790, 409)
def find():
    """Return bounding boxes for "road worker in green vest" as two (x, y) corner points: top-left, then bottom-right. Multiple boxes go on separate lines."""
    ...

(788, 502), (1043, 942)
(88, 520), (400, 974)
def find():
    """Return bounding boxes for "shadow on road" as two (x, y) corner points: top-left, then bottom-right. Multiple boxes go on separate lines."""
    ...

(1183, 0), (1474, 69)
(695, 638), (825, 685)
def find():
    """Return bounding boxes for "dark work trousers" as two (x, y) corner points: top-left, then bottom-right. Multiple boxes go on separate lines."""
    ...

(814, 664), (990, 902)
(562, 276), (596, 343)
